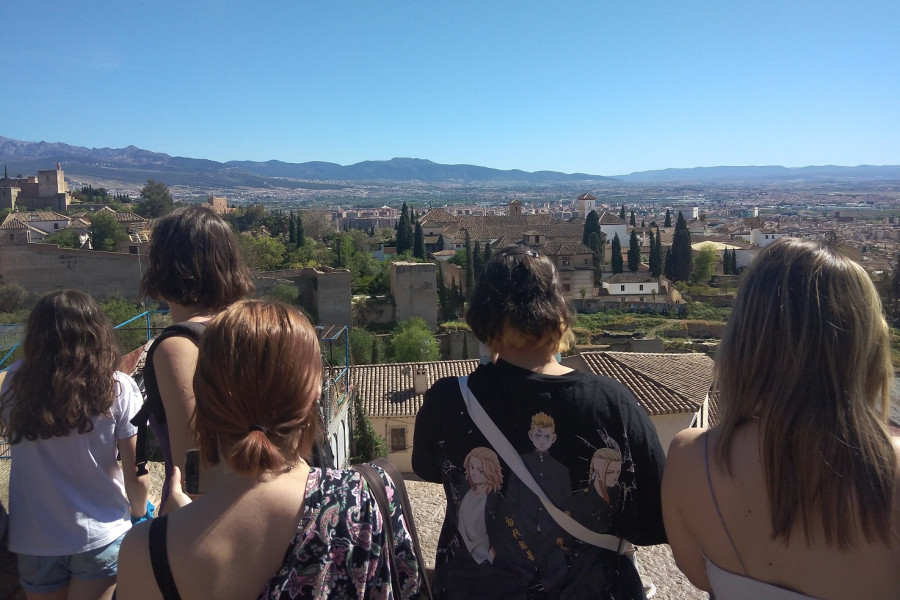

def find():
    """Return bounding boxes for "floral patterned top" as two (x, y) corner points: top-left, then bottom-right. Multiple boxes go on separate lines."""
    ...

(260, 467), (422, 600)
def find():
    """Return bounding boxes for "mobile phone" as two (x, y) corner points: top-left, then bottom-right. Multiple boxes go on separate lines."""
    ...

(184, 449), (200, 495)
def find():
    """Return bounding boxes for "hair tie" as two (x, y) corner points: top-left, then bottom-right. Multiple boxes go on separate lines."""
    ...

(248, 424), (269, 434)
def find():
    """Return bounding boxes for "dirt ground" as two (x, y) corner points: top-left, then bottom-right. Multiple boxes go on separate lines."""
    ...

(0, 460), (707, 599)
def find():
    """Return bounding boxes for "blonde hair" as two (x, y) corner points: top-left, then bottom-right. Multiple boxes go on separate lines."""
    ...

(193, 300), (323, 477)
(589, 447), (623, 502)
(715, 238), (894, 547)
(530, 412), (556, 435)
(464, 446), (503, 492)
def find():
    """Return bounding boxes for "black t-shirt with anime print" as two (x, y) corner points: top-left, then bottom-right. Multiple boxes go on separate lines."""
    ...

(412, 359), (667, 600)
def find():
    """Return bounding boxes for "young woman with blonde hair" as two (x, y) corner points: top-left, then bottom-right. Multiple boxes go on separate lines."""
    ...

(117, 300), (422, 600)
(663, 237), (900, 599)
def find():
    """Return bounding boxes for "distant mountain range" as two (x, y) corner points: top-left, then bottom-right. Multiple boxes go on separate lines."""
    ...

(1, 135), (898, 187)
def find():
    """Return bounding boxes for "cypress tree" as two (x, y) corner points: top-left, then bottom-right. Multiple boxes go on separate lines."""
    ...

(296, 214), (305, 246)
(473, 241), (483, 279)
(648, 229), (660, 277)
(630, 211), (636, 227)
(397, 202), (413, 254)
(582, 210), (600, 246)
(619, 205), (626, 221)
(664, 211), (692, 282)
(288, 212), (296, 245)
(611, 233), (623, 274)
(664, 209), (672, 228)
(464, 230), (474, 296)
(731, 248), (738, 274)
(589, 232), (602, 283)
(628, 229), (641, 272)
(371, 336), (382, 364)
(483, 241), (492, 264)
(723, 249), (732, 275)
(413, 220), (425, 258)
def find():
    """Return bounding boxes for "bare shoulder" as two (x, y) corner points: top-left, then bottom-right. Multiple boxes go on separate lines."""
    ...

(117, 521), (159, 600)
(153, 334), (200, 364)
(668, 427), (706, 460)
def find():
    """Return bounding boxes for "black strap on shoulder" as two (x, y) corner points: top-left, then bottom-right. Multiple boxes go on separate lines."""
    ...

(354, 462), (403, 597)
(130, 322), (207, 476)
(355, 459), (434, 600)
(148, 516), (183, 600)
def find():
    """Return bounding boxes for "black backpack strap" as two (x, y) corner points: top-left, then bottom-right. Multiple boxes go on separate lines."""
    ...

(130, 321), (207, 477)
(149, 516), (182, 600)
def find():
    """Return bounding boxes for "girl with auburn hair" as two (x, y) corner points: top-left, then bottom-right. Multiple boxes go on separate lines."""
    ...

(663, 237), (900, 599)
(117, 300), (422, 600)
(0, 290), (149, 600)
(133, 204), (253, 513)
(414, 246), (667, 599)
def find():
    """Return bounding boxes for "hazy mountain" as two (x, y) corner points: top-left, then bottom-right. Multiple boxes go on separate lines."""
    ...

(615, 164), (900, 183)
(2, 136), (897, 186)
(0, 136), (613, 186)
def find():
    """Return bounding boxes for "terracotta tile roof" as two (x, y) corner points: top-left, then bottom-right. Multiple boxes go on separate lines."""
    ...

(707, 391), (721, 427)
(578, 351), (713, 416)
(598, 211), (626, 225)
(577, 193), (596, 201)
(605, 272), (657, 284)
(351, 359), (479, 417)
(542, 241), (593, 255)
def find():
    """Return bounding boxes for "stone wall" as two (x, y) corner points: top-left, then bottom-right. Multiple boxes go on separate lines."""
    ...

(0, 243), (146, 302)
(391, 262), (437, 329)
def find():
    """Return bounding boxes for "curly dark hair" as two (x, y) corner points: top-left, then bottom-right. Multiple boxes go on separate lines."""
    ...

(466, 246), (573, 353)
(139, 205), (253, 310)
(0, 290), (121, 442)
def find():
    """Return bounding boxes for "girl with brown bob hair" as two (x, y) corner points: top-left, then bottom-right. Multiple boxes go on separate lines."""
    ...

(663, 237), (900, 599)
(1, 290), (149, 600)
(466, 246), (574, 356)
(133, 204), (253, 513)
(414, 247), (667, 598)
(118, 300), (423, 600)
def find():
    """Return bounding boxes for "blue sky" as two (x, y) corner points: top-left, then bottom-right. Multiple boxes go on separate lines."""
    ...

(4, 1), (898, 176)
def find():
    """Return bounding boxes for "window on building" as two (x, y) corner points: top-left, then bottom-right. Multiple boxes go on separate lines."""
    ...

(389, 427), (407, 452)
(563, 284), (571, 292)
(639, 284), (644, 291)
(54, 223), (59, 229)
(561, 256), (571, 266)
(129, 246), (138, 254)
(620, 285), (625, 291)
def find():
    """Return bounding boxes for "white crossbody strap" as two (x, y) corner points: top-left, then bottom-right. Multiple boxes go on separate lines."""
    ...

(457, 376), (633, 554)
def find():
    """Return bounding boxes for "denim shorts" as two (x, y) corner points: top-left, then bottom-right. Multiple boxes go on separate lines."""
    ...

(17, 532), (125, 594)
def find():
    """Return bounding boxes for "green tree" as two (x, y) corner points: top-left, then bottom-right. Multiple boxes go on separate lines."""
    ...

(722, 248), (732, 275)
(648, 229), (658, 275)
(473, 241), (483, 280)
(630, 211), (636, 227)
(237, 233), (287, 271)
(691, 243), (718, 284)
(296, 213), (306, 246)
(350, 396), (387, 463)
(611, 233), (623, 274)
(589, 232), (603, 283)
(44, 228), (82, 249)
(89, 211), (127, 252)
(389, 317), (439, 363)
(731, 247), (738, 274)
(371, 335), (383, 364)
(136, 179), (174, 218)
(483, 241), (492, 264)
(413, 220), (425, 259)
(349, 328), (374, 365)
(664, 211), (692, 283)
(619, 205), (626, 221)
(627, 229), (641, 272)
(263, 283), (299, 304)
(0, 283), (26, 313)
(396, 202), (413, 254)
(582, 210), (600, 246)
(288, 212), (296, 245)
(664, 209), (672, 228)
(464, 230), (473, 296)
(100, 296), (147, 353)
